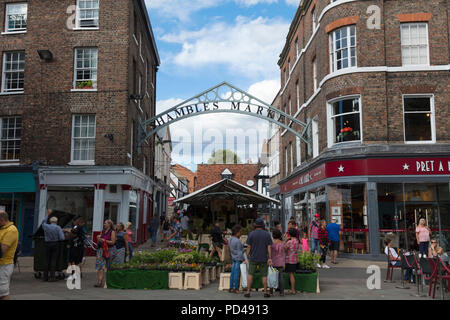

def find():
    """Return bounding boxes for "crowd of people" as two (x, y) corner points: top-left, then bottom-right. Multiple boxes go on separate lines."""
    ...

(216, 213), (342, 298)
(384, 217), (448, 284)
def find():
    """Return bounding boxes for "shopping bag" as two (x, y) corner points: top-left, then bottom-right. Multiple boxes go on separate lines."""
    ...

(267, 266), (279, 289)
(240, 263), (248, 288)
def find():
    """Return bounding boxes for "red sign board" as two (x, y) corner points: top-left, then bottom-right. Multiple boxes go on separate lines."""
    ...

(281, 157), (450, 194)
(168, 197), (176, 206)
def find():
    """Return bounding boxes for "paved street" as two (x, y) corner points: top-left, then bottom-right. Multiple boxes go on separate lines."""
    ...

(9, 253), (445, 300)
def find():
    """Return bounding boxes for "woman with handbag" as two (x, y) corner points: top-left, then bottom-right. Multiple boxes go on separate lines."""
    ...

(94, 220), (117, 288)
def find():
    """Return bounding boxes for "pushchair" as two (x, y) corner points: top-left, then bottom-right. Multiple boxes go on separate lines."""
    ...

(32, 210), (75, 280)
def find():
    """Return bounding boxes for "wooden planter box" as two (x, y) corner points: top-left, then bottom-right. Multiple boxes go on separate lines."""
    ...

(169, 272), (184, 290)
(184, 272), (202, 290)
(106, 269), (169, 290)
(219, 272), (231, 291)
(251, 272), (318, 293)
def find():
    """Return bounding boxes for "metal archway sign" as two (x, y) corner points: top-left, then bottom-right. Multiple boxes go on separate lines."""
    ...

(138, 81), (310, 153)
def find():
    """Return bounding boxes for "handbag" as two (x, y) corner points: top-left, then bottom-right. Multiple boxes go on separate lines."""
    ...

(102, 241), (109, 259)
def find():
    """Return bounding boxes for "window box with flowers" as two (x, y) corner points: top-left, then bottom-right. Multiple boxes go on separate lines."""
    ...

(75, 80), (95, 90)
(329, 97), (362, 145)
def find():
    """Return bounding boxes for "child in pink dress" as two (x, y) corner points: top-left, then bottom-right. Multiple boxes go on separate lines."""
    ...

(301, 232), (309, 252)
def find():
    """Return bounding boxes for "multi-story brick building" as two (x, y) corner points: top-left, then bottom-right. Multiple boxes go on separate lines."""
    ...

(277, 0), (449, 257)
(0, 0), (160, 253)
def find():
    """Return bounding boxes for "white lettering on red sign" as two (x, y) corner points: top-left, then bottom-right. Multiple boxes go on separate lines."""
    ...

(416, 161), (435, 172)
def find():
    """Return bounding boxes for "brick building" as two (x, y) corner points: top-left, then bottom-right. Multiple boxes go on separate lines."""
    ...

(277, 0), (449, 257)
(195, 164), (259, 191)
(0, 0), (160, 253)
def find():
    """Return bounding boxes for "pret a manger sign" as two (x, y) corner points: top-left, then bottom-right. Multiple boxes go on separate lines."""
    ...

(281, 157), (450, 194)
(153, 102), (285, 127)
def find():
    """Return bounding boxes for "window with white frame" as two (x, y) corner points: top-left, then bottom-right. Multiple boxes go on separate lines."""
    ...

(296, 136), (301, 167)
(71, 115), (96, 163)
(330, 97), (361, 144)
(312, 118), (319, 158)
(0, 117), (21, 161)
(284, 68), (287, 85)
(5, 3), (27, 33)
(403, 95), (434, 143)
(76, 0), (99, 28)
(74, 48), (98, 89)
(401, 23), (429, 66)
(288, 59), (291, 73)
(295, 38), (299, 58)
(313, 58), (318, 91)
(312, 7), (317, 31)
(2, 52), (25, 92)
(329, 25), (356, 72)
(289, 142), (293, 173)
(289, 97), (292, 115)
(285, 146), (288, 176)
(296, 81), (300, 111)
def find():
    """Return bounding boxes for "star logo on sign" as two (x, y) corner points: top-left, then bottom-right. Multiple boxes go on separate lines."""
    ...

(403, 163), (410, 171)
(338, 165), (344, 173)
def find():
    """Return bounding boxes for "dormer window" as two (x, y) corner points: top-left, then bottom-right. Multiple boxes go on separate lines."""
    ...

(221, 168), (233, 180)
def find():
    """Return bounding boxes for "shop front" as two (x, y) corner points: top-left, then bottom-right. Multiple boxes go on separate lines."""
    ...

(280, 157), (450, 257)
(0, 170), (37, 256)
(38, 166), (154, 249)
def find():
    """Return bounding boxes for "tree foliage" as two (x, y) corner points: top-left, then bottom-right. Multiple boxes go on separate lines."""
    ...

(207, 149), (242, 164)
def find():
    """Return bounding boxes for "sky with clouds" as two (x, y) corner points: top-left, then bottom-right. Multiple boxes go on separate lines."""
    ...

(146, 0), (300, 171)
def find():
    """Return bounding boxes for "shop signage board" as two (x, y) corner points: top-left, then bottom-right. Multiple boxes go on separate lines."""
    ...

(281, 157), (450, 194)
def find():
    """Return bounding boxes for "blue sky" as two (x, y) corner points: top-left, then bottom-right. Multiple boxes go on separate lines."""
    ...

(145, 0), (300, 171)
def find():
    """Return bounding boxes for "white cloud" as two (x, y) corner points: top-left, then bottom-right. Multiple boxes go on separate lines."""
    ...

(247, 79), (280, 104)
(145, 0), (218, 22)
(161, 16), (289, 80)
(235, 0), (278, 6)
(285, 0), (300, 6)
(146, 0), (290, 21)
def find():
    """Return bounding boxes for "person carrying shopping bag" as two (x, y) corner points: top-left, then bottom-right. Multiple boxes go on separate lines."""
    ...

(270, 229), (285, 296)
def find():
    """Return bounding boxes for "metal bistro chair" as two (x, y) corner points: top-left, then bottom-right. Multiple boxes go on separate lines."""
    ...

(385, 248), (402, 282)
(13, 242), (22, 273)
(396, 251), (413, 289)
(430, 256), (450, 299)
(413, 254), (437, 298)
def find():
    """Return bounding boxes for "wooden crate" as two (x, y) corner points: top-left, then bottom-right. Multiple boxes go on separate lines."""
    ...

(218, 273), (231, 291)
(169, 272), (184, 290)
(184, 272), (202, 290)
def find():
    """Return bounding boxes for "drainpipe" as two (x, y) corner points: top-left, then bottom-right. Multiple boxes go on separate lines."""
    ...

(32, 161), (40, 234)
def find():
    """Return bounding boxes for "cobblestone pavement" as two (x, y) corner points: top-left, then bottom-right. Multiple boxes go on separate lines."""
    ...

(8, 238), (447, 300)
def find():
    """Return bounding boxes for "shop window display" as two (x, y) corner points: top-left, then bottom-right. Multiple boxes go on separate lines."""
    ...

(47, 187), (94, 235)
(328, 184), (369, 254)
(378, 183), (450, 253)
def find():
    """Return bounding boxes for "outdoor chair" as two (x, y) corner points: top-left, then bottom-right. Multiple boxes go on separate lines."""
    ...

(396, 251), (412, 289)
(413, 254), (437, 298)
(385, 248), (402, 282)
(430, 257), (450, 299)
(14, 242), (22, 273)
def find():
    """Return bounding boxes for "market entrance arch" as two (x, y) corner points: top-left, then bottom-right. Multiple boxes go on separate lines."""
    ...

(137, 81), (310, 152)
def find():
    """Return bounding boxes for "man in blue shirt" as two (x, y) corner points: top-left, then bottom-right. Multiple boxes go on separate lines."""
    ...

(42, 210), (65, 282)
(326, 218), (341, 264)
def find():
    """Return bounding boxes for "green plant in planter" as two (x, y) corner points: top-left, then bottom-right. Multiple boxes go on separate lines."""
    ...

(76, 80), (94, 89)
(297, 252), (320, 272)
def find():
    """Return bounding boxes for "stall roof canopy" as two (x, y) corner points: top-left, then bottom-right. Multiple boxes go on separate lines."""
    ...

(174, 179), (280, 206)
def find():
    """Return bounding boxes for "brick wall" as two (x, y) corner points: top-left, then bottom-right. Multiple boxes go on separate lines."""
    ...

(195, 164), (259, 191)
(0, 0), (158, 173)
(276, 0), (449, 181)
